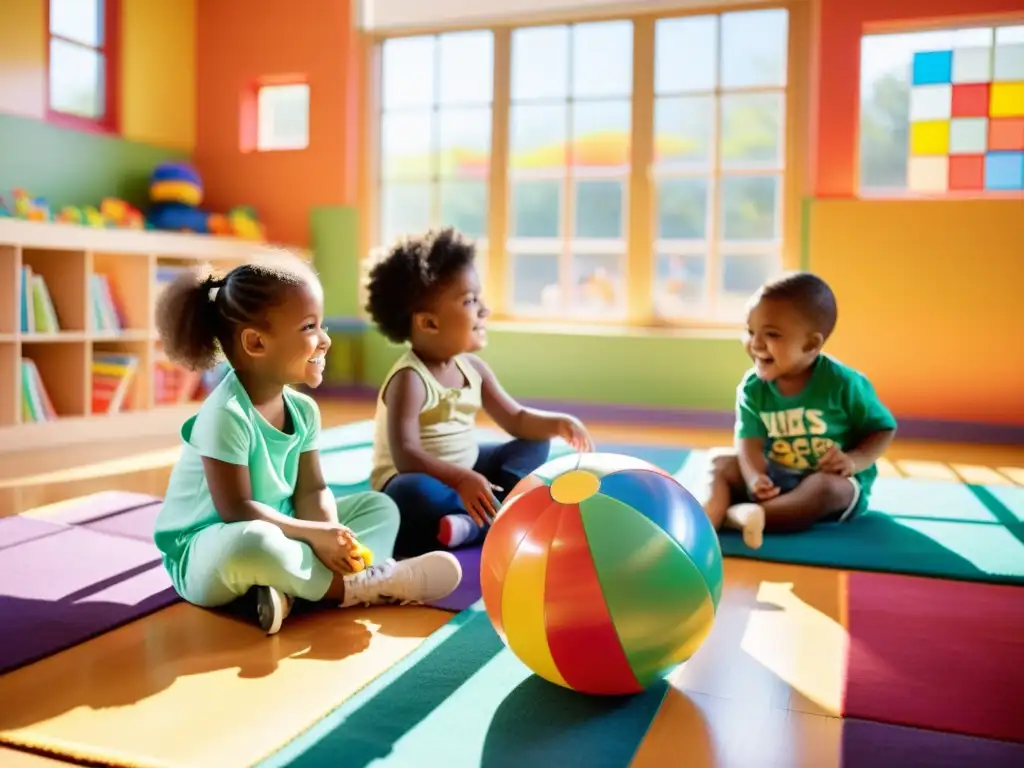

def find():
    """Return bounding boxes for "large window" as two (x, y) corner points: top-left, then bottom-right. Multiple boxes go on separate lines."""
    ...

(47, 0), (117, 131)
(377, 31), (495, 277)
(372, 7), (791, 326)
(508, 22), (633, 318)
(860, 23), (1024, 196)
(653, 10), (788, 321)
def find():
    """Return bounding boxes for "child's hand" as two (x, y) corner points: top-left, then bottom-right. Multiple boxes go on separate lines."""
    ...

(556, 415), (594, 453)
(309, 524), (362, 575)
(455, 470), (502, 527)
(749, 473), (780, 501)
(817, 446), (855, 477)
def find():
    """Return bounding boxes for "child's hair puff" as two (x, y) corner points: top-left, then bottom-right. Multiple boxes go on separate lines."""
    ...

(363, 227), (477, 344)
(155, 251), (316, 371)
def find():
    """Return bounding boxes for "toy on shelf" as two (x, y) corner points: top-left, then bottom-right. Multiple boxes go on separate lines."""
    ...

(1, 189), (53, 221)
(148, 162), (212, 233)
(208, 205), (266, 241)
(147, 162), (267, 241)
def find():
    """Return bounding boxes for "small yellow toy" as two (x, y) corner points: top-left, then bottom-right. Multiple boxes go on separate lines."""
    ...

(347, 540), (374, 573)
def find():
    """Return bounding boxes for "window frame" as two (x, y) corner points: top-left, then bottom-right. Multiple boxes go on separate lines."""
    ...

(362, 2), (807, 331)
(45, 0), (120, 135)
(857, 19), (1024, 201)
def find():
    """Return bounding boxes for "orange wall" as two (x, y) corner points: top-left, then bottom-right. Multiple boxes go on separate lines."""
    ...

(812, 0), (1024, 197)
(194, 0), (362, 247)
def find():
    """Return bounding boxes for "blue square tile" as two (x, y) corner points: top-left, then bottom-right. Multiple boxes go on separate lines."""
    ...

(984, 151), (1024, 190)
(912, 50), (953, 85)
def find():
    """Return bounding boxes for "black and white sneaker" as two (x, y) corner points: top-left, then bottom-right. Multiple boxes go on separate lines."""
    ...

(255, 586), (293, 635)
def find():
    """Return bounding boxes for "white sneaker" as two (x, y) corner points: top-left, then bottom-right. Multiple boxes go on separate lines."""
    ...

(256, 586), (293, 635)
(340, 552), (462, 608)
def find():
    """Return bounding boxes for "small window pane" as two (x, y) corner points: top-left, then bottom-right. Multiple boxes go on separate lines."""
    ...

(655, 16), (717, 93)
(573, 254), (624, 315)
(720, 253), (778, 302)
(49, 39), (104, 119)
(572, 21), (634, 98)
(571, 100), (632, 170)
(380, 111), (433, 179)
(721, 9), (788, 88)
(257, 84), (309, 151)
(654, 254), (706, 316)
(511, 180), (561, 238)
(654, 96), (714, 170)
(438, 107), (491, 178)
(50, 0), (103, 47)
(440, 179), (488, 239)
(512, 26), (570, 100)
(510, 104), (567, 172)
(380, 181), (432, 245)
(574, 180), (624, 239)
(439, 31), (494, 105)
(720, 175), (780, 241)
(720, 93), (784, 169)
(382, 36), (435, 108)
(511, 253), (561, 312)
(656, 178), (710, 240)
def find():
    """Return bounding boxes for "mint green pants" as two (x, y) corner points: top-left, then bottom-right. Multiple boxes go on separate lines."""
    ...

(176, 492), (399, 606)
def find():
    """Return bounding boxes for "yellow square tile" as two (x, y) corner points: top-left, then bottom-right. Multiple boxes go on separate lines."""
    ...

(990, 82), (1024, 117)
(909, 120), (950, 155)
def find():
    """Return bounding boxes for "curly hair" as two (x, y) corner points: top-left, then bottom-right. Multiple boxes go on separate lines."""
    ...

(363, 227), (477, 343)
(758, 271), (839, 339)
(155, 252), (317, 371)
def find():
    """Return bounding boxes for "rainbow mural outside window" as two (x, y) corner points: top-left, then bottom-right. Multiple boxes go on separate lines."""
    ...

(908, 38), (1024, 193)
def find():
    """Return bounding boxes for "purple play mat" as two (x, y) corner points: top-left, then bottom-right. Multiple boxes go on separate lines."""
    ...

(0, 492), (178, 675)
(0, 492), (481, 674)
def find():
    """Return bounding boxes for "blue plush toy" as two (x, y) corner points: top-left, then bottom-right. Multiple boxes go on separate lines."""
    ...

(148, 162), (211, 233)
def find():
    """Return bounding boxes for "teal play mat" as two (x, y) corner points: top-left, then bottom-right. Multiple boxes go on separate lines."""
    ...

(319, 421), (1024, 585)
(258, 604), (669, 767)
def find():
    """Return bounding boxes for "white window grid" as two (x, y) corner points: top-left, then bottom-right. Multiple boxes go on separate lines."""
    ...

(376, 33), (495, 242)
(651, 66), (787, 323)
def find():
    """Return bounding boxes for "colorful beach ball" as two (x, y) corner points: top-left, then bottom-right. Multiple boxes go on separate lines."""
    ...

(480, 452), (724, 696)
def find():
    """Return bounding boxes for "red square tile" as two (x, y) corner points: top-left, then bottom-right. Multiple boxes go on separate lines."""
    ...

(951, 83), (990, 117)
(988, 117), (1024, 151)
(948, 154), (986, 190)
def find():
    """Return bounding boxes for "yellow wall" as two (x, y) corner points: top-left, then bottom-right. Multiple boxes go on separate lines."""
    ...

(0, 0), (195, 151)
(121, 0), (196, 151)
(0, 0), (46, 119)
(809, 199), (1024, 426)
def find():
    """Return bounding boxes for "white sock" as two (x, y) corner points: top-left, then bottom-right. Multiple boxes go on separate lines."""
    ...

(438, 514), (475, 548)
(726, 503), (766, 550)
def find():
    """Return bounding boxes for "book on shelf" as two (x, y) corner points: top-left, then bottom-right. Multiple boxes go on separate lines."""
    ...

(19, 266), (61, 334)
(91, 273), (126, 333)
(92, 353), (138, 415)
(21, 358), (58, 423)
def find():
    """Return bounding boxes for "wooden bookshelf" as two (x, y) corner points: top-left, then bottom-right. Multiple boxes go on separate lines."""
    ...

(0, 219), (307, 453)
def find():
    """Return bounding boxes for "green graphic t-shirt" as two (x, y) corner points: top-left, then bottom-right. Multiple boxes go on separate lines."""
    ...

(734, 354), (897, 498)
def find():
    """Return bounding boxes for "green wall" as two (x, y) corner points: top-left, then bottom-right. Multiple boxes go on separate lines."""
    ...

(311, 205), (749, 411)
(0, 114), (186, 210)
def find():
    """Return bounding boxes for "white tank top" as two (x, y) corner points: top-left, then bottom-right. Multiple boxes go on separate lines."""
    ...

(369, 350), (483, 491)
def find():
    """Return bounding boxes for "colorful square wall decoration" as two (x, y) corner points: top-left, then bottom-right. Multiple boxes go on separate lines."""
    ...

(908, 33), (1024, 193)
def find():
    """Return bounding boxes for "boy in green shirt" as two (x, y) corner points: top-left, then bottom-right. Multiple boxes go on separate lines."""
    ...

(697, 272), (898, 549)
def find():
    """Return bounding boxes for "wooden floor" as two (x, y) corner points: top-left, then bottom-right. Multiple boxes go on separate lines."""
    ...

(1, 397), (1022, 767)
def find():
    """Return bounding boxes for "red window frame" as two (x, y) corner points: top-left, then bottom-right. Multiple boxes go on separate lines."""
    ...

(45, 0), (121, 134)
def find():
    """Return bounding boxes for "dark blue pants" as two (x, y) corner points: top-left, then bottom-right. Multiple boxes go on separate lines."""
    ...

(383, 439), (550, 557)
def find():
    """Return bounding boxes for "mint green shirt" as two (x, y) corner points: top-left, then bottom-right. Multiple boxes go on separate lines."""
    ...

(153, 369), (321, 586)
(734, 354), (897, 497)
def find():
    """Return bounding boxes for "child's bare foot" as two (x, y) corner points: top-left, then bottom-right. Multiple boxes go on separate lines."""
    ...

(726, 503), (766, 549)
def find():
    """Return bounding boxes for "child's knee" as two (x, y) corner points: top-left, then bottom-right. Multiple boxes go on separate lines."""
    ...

(367, 492), (401, 535)
(220, 521), (290, 578)
(707, 448), (740, 480)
